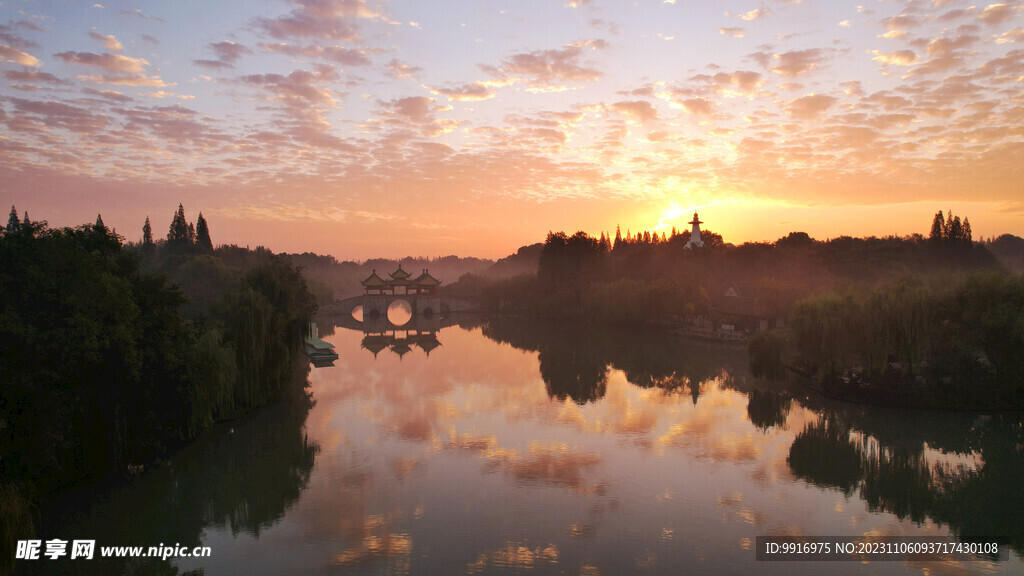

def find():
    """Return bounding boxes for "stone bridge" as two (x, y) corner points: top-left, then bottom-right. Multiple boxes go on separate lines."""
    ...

(323, 293), (443, 331)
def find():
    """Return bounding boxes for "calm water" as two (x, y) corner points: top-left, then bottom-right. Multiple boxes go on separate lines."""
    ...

(34, 317), (1024, 575)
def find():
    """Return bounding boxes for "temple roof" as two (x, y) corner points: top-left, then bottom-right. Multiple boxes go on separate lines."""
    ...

(413, 269), (441, 286)
(361, 269), (386, 287)
(390, 264), (411, 279)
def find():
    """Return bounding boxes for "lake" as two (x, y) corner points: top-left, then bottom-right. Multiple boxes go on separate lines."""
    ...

(33, 317), (1024, 575)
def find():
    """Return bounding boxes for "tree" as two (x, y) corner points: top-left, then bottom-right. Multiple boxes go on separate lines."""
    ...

(963, 218), (972, 245)
(22, 212), (30, 226)
(929, 211), (944, 243)
(7, 206), (19, 233)
(142, 216), (154, 246)
(167, 204), (190, 246)
(188, 222), (196, 244)
(950, 216), (963, 242)
(614, 225), (622, 249)
(94, 214), (106, 232)
(195, 212), (212, 251)
(945, 210), (953, 239)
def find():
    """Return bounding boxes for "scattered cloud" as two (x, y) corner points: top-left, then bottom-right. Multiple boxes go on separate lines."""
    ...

(0, 44), (40, 67)
(612, 100), (658, 123)
(784, 93), (836, 119)
(119, 9), (165, 23)
(429, 82), (495, 102)
(88, 31), (122, 51)
(481, 39), (608, 90)
(768, 48), (830, 77)
(978, 3), (1017, 26)
(55, 51), (149, 72)
(719, 27), (746, 38)
(386, 58), (422, 79)
(259, 42), (370, 66)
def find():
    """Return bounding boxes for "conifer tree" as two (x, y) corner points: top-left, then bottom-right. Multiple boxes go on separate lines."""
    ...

(929, 211), (945, 243)
(963, 217), (972, 245)
(195, 212), (213, 251)
(7, 205), (19, 232)
(142, 216), (154, 246)
(95, 214), (106, 232)
(188, 222), (196, 244)
(614, 225), (622, 249)
(945, 210), (953, 239)
(167, 204), (190, 245)
(950, 216), (963, 242)
(22, 211), (30, 226)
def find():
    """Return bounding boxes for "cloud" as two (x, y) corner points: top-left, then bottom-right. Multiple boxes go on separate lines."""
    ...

(872, 49), (918, 66)
(0, 44), (40, 67)
(996, 27), (1024, 43)
(89, 31), (122, 51)
(10, 97), (110, 134)
(769, 48), (829, 77)
(386, 58), (422, 79)
(482, 39), (608, 90)
(784, 93), (836, 119)
(908, 34), (978, 76)
(194, 41), (254, 70)
(239, 66), (340, 109)
(678, 97), (714, 115)
(260, 42), (370, 66)
(119, 9), (165, 22)
(3, 69), (68, 85)
(611, 100), (658, 123)
(880, 13), (920, 30)
(0, 21), (42, 50)
(81, 86), (133, 103)
(429, 82), (495, 102)
(719, 27), (746, 38)
(388, 96), (434, 123)
(255, 0), (388, 43)
(141, 34), (160, 45)
(54, 51), (149, 72)
(738, 8), (772, 21)
(77, 73), (169, 87)
(978, 3), (1017, 26)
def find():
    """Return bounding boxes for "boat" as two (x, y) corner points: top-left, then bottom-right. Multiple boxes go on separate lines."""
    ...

(305, 322), (339, 365)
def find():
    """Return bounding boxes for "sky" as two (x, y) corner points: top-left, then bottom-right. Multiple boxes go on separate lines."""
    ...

(1, 0), (1022, 259)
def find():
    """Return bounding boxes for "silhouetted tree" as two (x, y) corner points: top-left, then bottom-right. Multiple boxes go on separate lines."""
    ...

(167, 204), (190, 246)
(22, 212), (29, 226)
(188, 221), (196, 244)
(950, 216), (963, 242)
(614, 225), (622, 249)
(195, 212), (213, 252)
(94, 214), (106, 232)
(929, 211), (944, 245)
(7, 206), (19, 233)
(962, 217), (972, 245)
(142, 216), (153, 246)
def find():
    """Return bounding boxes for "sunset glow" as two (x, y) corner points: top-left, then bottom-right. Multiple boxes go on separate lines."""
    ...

(2, 0), (1023, 258)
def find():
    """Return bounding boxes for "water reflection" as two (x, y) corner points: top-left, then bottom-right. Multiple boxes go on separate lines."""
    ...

(31, 377), (318, 576)
(482, 316), (744, 405)
(32, 317), (1024, 575)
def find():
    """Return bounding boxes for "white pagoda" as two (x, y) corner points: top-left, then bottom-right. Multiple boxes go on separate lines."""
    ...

(684, 212), (704, 249)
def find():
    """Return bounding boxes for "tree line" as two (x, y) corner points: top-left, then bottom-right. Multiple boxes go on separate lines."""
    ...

(460, 210), (999, 329)
(750, 272), (1024, 409)
(0, 206), (316, 566)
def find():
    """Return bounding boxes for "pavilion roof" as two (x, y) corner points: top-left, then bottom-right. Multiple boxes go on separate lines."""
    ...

(361, 269), (386, 287)
(390, 264), (411, 279)
(413, 269), (441, 286)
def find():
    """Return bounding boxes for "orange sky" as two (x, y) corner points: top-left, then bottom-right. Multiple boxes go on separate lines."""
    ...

(2, 0), (1023, 259)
